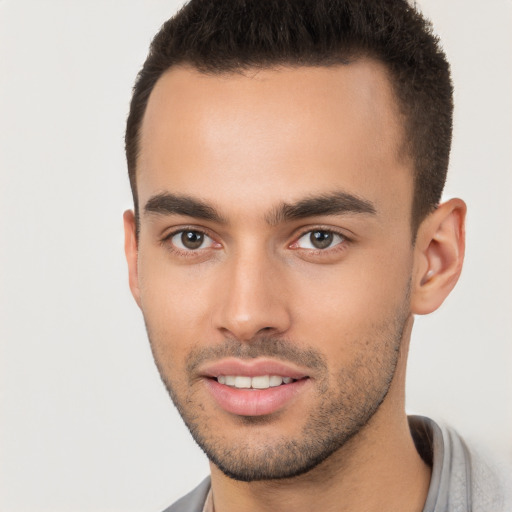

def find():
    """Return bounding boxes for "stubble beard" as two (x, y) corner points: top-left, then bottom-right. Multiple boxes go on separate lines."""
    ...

(146, 306), (408, 482)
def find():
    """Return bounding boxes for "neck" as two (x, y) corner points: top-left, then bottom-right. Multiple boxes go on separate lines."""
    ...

(209, 417), (430, 512)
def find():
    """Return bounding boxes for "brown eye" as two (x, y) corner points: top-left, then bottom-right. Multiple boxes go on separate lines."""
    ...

(181, 231), (204, 249)
(170, 230), (212, 250)
(310, 231), (334, 249)
(294, 230), (344, 250)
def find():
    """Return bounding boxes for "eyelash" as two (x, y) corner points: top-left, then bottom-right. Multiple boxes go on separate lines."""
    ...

(160, 227), (220, 257)
(289, 227), (351, 255)
(160, 226), (351, 257)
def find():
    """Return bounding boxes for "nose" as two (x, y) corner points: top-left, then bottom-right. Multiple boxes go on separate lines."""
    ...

(213, 247), (292, 342)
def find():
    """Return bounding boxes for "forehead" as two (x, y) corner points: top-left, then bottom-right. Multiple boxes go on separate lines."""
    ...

(137, 62), (412, 222)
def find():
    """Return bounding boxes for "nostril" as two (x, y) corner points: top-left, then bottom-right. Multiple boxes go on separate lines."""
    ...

(257, 326), (275, 335)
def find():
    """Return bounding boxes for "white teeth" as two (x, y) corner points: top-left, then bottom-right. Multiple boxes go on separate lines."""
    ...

(269, 375), (283, 387)
(251, 375), (270, 389)
(216, 375), (296, 389)
(234, 376), (252, 388)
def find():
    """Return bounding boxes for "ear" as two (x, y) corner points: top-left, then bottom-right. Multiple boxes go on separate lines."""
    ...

(411, 198), (466, 315)
(123, 210), (142, 308)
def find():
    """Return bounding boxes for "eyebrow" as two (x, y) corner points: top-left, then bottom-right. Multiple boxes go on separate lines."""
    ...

(265, 192), (376, 225)
(143, 190), (376, 225)
(144, 193), (226, 224)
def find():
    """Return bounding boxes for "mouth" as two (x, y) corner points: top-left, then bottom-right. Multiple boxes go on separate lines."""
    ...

(200, 359), (311, 416)
(215, 374), (297, 389)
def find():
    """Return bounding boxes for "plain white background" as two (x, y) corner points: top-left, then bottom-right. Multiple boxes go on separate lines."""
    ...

(0, 1), (511, 510)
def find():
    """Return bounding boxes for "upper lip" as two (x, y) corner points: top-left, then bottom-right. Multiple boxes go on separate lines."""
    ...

(199, 358), (309, 380)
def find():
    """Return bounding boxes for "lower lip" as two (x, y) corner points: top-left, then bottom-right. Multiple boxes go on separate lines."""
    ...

(204, 378), (309, 416)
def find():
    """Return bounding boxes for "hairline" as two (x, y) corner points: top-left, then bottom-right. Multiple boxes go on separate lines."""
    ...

(132, 57), (421, 241)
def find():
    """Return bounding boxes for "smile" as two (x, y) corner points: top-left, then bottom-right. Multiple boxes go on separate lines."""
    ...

(205, 376), (309, 416)
(199, 358), (311, 416)
(217, 375), (295, 389)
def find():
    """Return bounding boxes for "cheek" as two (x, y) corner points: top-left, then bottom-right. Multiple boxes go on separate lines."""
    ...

(289, 249), (413, 344)
(139, 245), (213, 317)
(137, 256), (216, 365)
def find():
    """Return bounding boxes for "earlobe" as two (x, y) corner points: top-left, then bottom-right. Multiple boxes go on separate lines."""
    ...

(123, 210), (142, 308)
(411, 198), (466, 315)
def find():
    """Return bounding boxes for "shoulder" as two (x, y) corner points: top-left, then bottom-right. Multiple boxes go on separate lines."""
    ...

(439, 421), (512, 511)
(463, 437), (512, 511)
(161, 477), (211, 512)
(413, 416), (512, 512)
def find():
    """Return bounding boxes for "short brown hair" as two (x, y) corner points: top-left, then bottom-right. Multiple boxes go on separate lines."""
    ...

(126, 0), (453, 231)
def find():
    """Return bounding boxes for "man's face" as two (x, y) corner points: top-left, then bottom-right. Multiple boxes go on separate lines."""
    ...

(128, 62), (416, 481)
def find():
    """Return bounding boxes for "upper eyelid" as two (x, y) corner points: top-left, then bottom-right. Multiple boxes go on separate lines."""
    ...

(161, 228), (220, 257)
(293, 226), (352, 242)
(297, 230), (345, 241)
(159, 227), (218, 254)
(161, 225), (216, 241)
(159, 225), (352, 248)
(287, 228), (352, 255)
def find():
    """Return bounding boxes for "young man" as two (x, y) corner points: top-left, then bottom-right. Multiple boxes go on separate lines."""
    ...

(123, 1), (510, 510)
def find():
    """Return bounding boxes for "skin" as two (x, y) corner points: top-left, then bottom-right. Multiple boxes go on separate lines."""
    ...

(124, 62), (466, 512)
